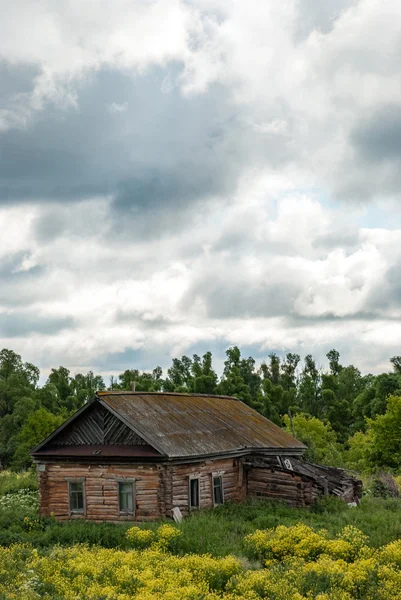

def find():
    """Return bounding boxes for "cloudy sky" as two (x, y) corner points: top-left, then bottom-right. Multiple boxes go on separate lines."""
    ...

(1, 0), (401, 379)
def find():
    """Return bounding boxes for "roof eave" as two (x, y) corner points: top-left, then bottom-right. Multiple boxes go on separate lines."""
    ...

(166, 446), (306, 461)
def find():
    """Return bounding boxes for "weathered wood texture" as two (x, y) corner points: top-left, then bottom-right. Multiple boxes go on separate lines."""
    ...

(38, 457), (244, 521)
(166, 457), (243, 517)
(39, 463), (162, 521)
(247, 466), (318, 507)
(55, 403), (146, 446)
(37, 454), (362, 521)
(245, 455), (362, 506)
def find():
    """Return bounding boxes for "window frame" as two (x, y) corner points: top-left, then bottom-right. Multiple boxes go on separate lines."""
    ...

(212, 474), (224, 506)
(117, 479), (136, 515)
(66, 478), (86, 516)
(188, 474), (200, 511)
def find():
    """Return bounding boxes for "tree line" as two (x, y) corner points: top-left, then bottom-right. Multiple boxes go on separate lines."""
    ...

(1, 346), (401, 473)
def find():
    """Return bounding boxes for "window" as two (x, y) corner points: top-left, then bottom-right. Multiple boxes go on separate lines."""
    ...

(189, 476), (200, 510)
(68, 481), (85, 513)
(118, 481), (135, 514)
(213, 475), (224, 506)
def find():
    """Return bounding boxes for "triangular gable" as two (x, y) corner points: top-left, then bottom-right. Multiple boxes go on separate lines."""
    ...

(55, 402), (147, 446)
(32, 398), (159, 453)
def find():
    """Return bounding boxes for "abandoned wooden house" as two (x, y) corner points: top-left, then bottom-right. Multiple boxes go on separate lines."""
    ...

(31, 392), (361, 521)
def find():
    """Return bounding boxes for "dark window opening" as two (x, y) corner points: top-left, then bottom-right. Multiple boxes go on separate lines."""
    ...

(69, 481), (84, 513)
(118, 481), (135, 514)
(213, 475), (224, 506)
(189, 477), (200, 509)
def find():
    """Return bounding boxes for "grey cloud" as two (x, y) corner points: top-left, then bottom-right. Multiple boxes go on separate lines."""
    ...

(294, 0), (359, 41)
(34, 211), (66, 242)
(115, 309), (179, 330)
(351, 105), (401, 163)
(0, 251), (39, 277)
(0, 63), (301, 246)
(0, 67), (240, 209)
(312, 229), (361, 252)
(286, 312), (390, 325)
(0, 63), (39, 104)
(0, 312), (74, 337)
(92, 346), (174, 375)
(366, 260), (401, 313)
(334, 105), (401, 201)
(0, 253), (63, 308)
(183, 275), (300, 319)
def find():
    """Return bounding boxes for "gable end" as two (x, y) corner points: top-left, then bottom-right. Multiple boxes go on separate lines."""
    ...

(54, 403), (146, 446)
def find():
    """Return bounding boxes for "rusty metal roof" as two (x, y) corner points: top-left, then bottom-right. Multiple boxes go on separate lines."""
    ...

(96, 392), (305, 458)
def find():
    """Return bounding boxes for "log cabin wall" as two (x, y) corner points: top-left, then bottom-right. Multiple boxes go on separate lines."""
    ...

(246, 466), (319, 507)
(166, 457), (244, 517)
(38, 462), (163, 521)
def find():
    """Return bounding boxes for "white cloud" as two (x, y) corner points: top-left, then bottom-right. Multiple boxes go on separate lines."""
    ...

(2, 0), (401, 376)
(0, 173), (399, 375)
(107, 102), (128, 114)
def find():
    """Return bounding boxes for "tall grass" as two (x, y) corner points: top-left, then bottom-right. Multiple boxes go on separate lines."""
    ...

(0, 469), (37, 495)
(2, 471), (401, 554)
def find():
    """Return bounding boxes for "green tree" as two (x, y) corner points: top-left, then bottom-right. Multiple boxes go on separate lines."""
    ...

(218, 347), (257, 406)
(283, 413), (344, 467)
(71, 371), (105, 403)
(368, 395), (401, 470)
(0, 349), (38, 418)
(390, 356), (401, 374)
(352, 373), (401, 432)
(47, 367), (73, 409)
(326, 349), (342, 376)
(164, 356), (194, 392)
(10, 408), (64, 471)
(191, 352), (218, 394)
(0, 350), (40, 466)
(297, 355), (321, 417)
(346, 430), (373, 472)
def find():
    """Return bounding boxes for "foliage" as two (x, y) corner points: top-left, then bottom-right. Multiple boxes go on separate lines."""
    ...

(370, 474), (399, 499)
(238, 523), (401, 599)
(367, 395), (401, 469)
(1, 344), (401, 472)
(5, 524), (401, 598)
(10, 409), (64, 471)
(345, 430), (373, 473)
(126, 526), (155, 548)
(0, 470), (37, 496)
(0, 544), (242, 599)
(126, 523), (182, 552)
(244, 523), (369, 563)
(283, 413), (344, 467)
(5, 466), (401, 556)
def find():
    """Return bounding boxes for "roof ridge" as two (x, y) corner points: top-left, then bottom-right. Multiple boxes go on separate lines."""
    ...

(96, 391), (239, 400)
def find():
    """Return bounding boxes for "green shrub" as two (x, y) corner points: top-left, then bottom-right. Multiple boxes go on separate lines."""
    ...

(0, 470), (37, 496)
(311, 495), (348, 514)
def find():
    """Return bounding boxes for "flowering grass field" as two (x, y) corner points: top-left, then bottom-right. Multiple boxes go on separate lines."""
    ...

(3, 523), (401, 598)
(3, 472), (401, 598)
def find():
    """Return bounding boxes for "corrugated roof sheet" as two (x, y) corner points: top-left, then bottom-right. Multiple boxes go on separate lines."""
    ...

(97, 392), (305, 458)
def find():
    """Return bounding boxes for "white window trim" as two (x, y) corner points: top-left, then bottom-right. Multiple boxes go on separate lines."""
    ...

(117, 479), (136, 515)
(188, 474), (201, 511)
